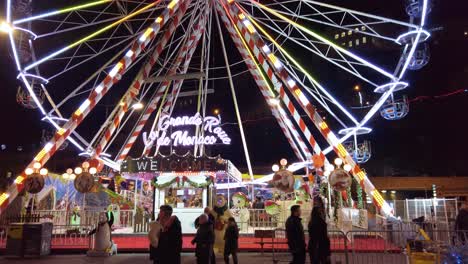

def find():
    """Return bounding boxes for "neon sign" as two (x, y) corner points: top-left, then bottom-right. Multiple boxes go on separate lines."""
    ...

(142, 113), (231, 147)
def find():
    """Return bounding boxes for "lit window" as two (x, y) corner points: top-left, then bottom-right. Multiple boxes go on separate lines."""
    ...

(335, 34), (339, 39)
(355, 27), (359, 32)
(362, 37), (367, 43)
(361, 26), (366, 31)
(348, 30), (352, 35)
(342, 43), (345, 46)
(341, 32), (345, 37)
(356, 39), (360, 46)
(349, 41), (353, 47)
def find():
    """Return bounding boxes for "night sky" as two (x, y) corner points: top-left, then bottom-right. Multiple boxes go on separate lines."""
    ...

(0, 0), (467, 177)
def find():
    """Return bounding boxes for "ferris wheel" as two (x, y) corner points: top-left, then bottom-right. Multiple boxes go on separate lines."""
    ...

(0, 0), (431, 216)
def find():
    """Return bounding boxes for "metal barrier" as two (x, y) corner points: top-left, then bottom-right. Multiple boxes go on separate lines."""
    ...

(51, 225), (94, 249)
(270, 229), (348, 264)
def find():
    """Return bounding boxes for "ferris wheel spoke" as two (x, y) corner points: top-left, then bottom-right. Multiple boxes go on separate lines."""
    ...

(244, 1), (396, 82)
(250, 16), (379, 87)
(12, 0), (113, 25)
(23, 1), (161, 72)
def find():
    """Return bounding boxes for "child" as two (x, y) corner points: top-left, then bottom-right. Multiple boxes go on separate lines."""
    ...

(224, 217), (239, 264)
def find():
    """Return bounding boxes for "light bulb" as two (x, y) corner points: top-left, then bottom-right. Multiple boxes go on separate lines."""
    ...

(343, 164), (352, 172)
(334, 158), (343, 166)
(272, 164), (280, 172)
(132, 102), (144, 110)
(82, 161), (90, 169)
(25, 168), (34, 175)
(39, 168), (48, 176)
(33, 162), (42, 169)
(325, 164), (335, 172)
(70, 174), (76, 180)
(280, 159), (288, 166)
(66, 168), (73, 174)
(74, 167), (83, 175)
(89, 167), (97, 174)
(0, 22), (13, 34)
(62, 173), (69, 180)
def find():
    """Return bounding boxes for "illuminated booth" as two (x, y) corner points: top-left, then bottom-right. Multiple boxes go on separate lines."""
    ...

(121, 153), (242, 233)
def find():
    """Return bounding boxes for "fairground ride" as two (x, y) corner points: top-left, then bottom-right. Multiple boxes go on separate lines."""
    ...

(0, 0), (432, 217)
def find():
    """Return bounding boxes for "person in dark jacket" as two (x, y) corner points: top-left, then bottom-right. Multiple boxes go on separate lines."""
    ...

(285, 205), (306, 264)
(308, 198), (331, 264)
(157, 205), (183, 264)
(455, 201), (468, 243)
(192, 214), (215, 264)
(194, 207), (217, 264)
(224, 217), (239, 264)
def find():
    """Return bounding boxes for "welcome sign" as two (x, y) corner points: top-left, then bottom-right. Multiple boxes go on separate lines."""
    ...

(142, 113), (231, 147)
(121, 155), (227, 173)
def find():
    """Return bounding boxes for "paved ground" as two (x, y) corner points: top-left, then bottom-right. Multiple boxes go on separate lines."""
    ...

(1, 253), (277, 264)
(0, 252), (408, 264)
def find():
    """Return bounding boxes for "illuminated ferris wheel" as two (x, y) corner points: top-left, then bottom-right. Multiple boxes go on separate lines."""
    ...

(1, 0), (431, 216)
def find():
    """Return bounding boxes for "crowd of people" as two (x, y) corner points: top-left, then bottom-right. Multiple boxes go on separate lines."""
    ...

(148, 205), (239, 264)
(147, 196), (331, 264)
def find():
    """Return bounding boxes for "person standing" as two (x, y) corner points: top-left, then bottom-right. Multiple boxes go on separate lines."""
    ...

(455, 200), (468, 243)
(148, 216), (162, 264)
(157, 205), (182, 264)
(285, 205), (306, 264)
(308, 198), (331, 264)
(224, 217), (239, 264)
(192, 214), (215, 264)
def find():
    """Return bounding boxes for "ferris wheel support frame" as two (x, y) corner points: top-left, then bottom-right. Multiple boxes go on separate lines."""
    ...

(215, 3), (311, 163)
(0, 0), (190, 215)
(219, 2), (329, 167)
(222, 0), (391, 215)
(92, 1), (194, 161)
(216, 3), (318, 164)
(142, 12), (209, 157)
(118, 8), (208, 161)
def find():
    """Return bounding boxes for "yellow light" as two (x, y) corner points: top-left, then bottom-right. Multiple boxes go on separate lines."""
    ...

(156, 17), (162, 23)
(0, 21), (13, 33)
(15, 176), (25, 184)
(62, 173), (69, 180)
(354, 85), (360, 91)
(66, 168), (73, 174)
(336, 144), (348, 157)
(238, 13), (245, 20)
(246, 23), (255, 34)
(69, 174), (76, 180)
(167, 0), (178, 9)
(0, 193), (10, 205)
(319, 122), (328, 130)
(356, 171), (366, 181)
(213, 109), (220, 115)
(57, 127), (66, 136)
(142, 28), (153, 39)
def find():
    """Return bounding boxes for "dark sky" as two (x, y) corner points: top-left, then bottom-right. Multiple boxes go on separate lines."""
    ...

(0, 0), (467, 177)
